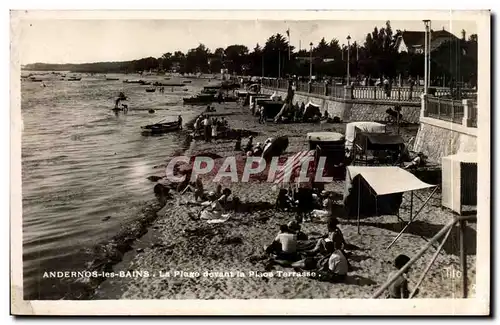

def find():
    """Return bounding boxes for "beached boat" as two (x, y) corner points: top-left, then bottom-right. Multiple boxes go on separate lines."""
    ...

(123, 79), (142, 84)
(201, 87), (219, 95)
(68, 77), (82, 81)
(162, 83), (184, 87)
(182, 80), (192, 84)
(183, 94), (216, 105)
(106, 77), (120, 81)
(141, 121), (180, 135)
(145, 88), (156, 93)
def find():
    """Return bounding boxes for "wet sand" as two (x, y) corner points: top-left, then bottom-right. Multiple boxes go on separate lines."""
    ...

(94, 101), (476, 299)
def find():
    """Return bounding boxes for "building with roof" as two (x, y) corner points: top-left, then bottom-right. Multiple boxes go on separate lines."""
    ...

(395, 28), (461, 54)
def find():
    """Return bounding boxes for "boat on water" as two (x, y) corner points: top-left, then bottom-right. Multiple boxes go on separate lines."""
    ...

(141, 121), (180, 135)
(182, 80), (192, 84)
(106, 77), (120, 81)
(123, 79), (142, 84)
(68, 77), (82, 81)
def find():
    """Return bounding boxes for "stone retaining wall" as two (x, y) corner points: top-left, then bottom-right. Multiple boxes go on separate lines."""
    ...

(261, 88), (421, 123)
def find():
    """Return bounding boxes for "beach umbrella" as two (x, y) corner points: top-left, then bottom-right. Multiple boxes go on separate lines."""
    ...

(262, 136), (289, 161)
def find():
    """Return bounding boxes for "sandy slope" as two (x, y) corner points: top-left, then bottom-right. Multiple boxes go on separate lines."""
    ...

(94, 102), (476, 299)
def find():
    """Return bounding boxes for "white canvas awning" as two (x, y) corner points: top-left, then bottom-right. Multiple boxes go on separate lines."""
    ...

(347, 166), (436, 195)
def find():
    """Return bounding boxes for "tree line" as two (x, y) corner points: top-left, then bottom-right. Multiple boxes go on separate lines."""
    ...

(24, 21), (477, 86)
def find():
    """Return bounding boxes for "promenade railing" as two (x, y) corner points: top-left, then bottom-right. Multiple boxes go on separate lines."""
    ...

(257, 77), (476, 104)
(423, 95), (477, 128)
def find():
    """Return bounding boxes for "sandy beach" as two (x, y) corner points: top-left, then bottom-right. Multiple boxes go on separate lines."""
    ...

(94, 101), (476, 300)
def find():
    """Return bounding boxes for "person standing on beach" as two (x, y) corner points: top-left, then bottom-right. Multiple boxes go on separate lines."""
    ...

(178, 115), (183, 130)
(203, 115), (210, 142)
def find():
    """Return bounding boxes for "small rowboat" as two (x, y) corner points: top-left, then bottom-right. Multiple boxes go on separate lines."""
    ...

(141, 121), (180, 136)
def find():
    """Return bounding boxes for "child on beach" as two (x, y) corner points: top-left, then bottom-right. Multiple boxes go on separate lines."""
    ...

(386, 254), (412, 299)
(324, 240), (349, 282)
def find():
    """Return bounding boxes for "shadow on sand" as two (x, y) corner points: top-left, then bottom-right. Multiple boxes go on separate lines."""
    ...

(348, 219), (477, 256)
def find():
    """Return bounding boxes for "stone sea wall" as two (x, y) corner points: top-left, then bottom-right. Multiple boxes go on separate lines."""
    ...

(261, 88), (421, 123)
(413, 117), (477, 163)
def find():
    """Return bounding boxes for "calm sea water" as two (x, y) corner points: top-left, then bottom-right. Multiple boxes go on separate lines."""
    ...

(21, 73), (207, 299)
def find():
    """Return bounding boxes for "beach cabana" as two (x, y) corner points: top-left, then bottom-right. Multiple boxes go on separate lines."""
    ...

(353, 132), (404, 165)
(343, 166), (437, 242)
(345, 121), (386, 153)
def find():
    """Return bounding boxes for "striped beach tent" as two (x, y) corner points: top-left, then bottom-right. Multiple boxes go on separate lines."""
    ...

(273, 150), (316, 184)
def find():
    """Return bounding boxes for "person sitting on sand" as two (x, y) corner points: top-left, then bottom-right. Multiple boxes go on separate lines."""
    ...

(325, 240), (349, 282)
(181, 175), (206, 201)
(265, 224), (299, 262)
(287, 220), (308, 240)
(253, 143), (264, 156)
(215, 184), (223, 198)
(307, 217), (346, 255)
(217, 188), (231, 204)
(311, 191), (334, 220)
(275, 188), (294, 211)
(198, 191), (225, 220)
(404, 152), (427, 170)
(386, 254), (412, 299)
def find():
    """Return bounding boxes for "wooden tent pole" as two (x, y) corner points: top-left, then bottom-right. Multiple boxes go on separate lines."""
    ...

(410, 191), (413, 222)
(409, 225), (453, 298)
(460, 219), (468, 298)
(386, 186), (438, 250)
(372, 217), (458, 298)
(357, 175), (361, 234)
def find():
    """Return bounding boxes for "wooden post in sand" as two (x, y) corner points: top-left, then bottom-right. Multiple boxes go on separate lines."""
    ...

(460, 219), (468, 298)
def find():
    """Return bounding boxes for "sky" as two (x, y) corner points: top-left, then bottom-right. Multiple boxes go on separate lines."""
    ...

(17, 19), (478, 64)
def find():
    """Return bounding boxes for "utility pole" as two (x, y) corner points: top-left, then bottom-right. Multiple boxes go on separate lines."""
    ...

(309, 42), (313, 81)
(278, 50), (281, 79)
(423, 20), (431, 94)
(347, 35), (351, 85)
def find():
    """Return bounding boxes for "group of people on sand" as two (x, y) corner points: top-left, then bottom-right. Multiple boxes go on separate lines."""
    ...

(192, 112), (229, 142)
(177, 173), (239, 222)
(264, 207), (415, 297)
(234, 135), (274, 157)
(265, 181), (416, 297)
(264, 216), (350, 283)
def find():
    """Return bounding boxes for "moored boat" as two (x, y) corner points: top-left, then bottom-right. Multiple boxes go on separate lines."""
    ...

(141, 121), (180, 135)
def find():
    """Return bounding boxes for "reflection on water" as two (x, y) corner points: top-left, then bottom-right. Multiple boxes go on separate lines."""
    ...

(21, 73), (206, 299)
